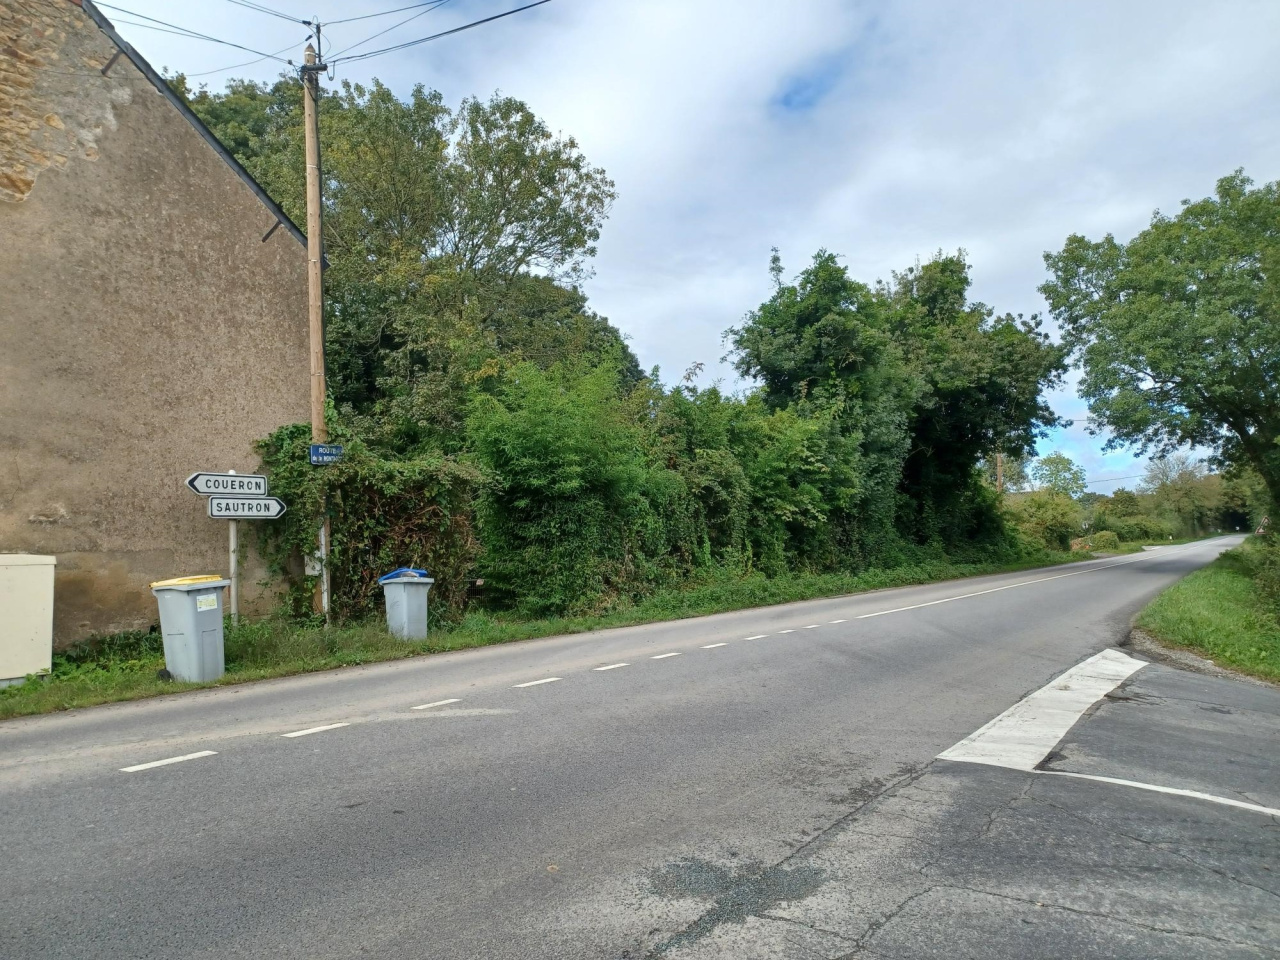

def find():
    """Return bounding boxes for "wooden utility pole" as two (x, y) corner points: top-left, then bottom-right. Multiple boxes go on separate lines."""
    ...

(302, 37), (330, 619)
(995, 451), (1004, 494)
(303, 41), (326, 445)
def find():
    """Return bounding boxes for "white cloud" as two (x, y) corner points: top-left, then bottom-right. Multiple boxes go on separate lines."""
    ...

(111, 0), (1280, 482)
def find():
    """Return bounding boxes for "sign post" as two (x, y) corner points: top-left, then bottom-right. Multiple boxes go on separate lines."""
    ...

(186, 471), (287, 625)
(228, 479), (238, 625)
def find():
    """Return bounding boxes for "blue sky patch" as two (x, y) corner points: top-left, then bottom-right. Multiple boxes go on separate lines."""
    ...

(775, 54), (848, 112)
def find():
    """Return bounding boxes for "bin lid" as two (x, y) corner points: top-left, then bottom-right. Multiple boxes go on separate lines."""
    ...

(150, 575), (230, 590)
(379, 567), (432, 584)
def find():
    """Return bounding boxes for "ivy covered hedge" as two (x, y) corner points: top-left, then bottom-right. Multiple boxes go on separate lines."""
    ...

(256, 423), (480, 622)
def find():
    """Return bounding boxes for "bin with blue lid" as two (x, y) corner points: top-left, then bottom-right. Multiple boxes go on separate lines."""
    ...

(379, 568), (434, 640)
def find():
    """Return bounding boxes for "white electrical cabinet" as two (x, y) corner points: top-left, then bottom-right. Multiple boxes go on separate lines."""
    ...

(0, 555), (56, 685)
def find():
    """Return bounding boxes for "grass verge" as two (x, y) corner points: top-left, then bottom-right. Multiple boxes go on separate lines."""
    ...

(1, 550), (1083, 720)
(1136, 540), (1280, 683)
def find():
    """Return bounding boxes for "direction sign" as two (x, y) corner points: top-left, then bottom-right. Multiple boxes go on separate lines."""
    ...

(187, 472), (267, 496)
(310, 443), (345, 465)
(208, 496), (287, 519)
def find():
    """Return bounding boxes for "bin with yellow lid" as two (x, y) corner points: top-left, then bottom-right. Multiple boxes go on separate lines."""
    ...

(150, 575), (231, 682)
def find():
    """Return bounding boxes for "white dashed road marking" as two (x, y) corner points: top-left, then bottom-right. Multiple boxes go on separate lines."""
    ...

(702, 643), (728, 648)
(804, 624), (820, 629)
(121, 750), (217, 773)
(745, 635), (768, 640)
(778, 629), (794, 634)
(829, 619), (847, 624)
(858, 547), (1202, 621)
(412, 699), (461, 710)
(514, 677), (561, 688)
(594, 663), (629, 671)
(651, 652), (681, 660)
(282, 723), (350, 738)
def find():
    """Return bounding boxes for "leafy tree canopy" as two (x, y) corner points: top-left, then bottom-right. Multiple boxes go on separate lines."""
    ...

(1041, 169), (1280, 506)
(171, 73), (633, 451)
(1032, 451), (1087, 498)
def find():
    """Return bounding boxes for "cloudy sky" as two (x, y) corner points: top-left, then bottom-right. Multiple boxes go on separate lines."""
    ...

(104, 0), (1280, 492)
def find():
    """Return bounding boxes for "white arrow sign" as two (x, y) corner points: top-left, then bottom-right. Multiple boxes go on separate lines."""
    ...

(208, 496), (287, 519)
(187, 472), (267, 496)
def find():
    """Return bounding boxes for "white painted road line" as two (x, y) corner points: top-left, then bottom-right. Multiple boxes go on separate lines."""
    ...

(1041, 770), (1280, 818)
(858, 545), (1205, 621)
(514, 677), (561, 688)
(938, 649), (1146, 771)
(594, 663), (629, 671)
(121, 750), (217, 773)
(829, 619), (847, 624)
(804, 624), (820, 629)
(745, 635), (768, 640)
(282, 722), (350, 738)
(651, 652), (681, 659)
(411, 699), (461, 710)
(702, 643), (728, 648)
(778, 629), (795, 634)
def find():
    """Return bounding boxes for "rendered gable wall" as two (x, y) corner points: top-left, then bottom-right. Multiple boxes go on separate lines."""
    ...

(0, 0), (310, 643)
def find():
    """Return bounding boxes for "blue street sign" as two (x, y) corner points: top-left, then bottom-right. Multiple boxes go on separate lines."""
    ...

(310, 443), (345, 465)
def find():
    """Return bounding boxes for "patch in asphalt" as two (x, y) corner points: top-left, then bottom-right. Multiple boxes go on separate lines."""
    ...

(646, 857), (826, 954)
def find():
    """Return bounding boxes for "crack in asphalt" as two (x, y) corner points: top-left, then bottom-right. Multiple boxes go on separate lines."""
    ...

(759, 911), (857, 945)
(833, 885), (936, 958)
(932, 884), (1265, 949)
(1026, 783), (1280, 904)
(644, 764), (924, 956)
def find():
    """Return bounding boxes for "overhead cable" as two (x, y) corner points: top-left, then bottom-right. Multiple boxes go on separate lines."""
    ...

(331, 0), (551, 65)
(326, 0), (452, 26)
(219, 0), (308, 24)
(96, 3), (294, 62)
(182, 40), (305, 78)
(327, 0), (452, 60)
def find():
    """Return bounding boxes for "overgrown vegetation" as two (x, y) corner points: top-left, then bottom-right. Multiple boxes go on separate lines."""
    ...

(1137, 538), (1280, 682)
(162, 69), (1076, 622)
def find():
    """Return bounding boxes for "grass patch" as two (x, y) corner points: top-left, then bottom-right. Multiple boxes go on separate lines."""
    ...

(1136, 540), (1280, 682)
(1, 550), (1082, 720)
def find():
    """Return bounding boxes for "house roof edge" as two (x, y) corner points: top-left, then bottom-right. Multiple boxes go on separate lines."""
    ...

(77, 0), (309, 250)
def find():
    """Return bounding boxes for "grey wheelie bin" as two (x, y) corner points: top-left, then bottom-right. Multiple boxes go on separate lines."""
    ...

(150, 575), (231, 682)
(379, 568), (434, 640)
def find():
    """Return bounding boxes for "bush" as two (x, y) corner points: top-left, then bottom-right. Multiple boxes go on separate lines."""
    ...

(257, 423), (480, 622)
(1007, 491), (1080, 551)
(1101, 514), (1176, 543)
(1248, 534), (1280, 613)
(468, 362), (697, 616)
(1089, 530), (1120, 551)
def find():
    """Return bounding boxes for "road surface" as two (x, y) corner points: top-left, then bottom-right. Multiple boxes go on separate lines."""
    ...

(2, 536), (1276, 958)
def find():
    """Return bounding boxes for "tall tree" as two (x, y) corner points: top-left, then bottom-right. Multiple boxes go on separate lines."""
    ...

(1032, 451), (1087, 498)
(173, 76), (627, 450)
(1041, 170), (1280, 506)
(884, 253), (1067, 541)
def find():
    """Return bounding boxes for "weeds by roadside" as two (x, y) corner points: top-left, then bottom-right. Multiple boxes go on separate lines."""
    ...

(0, 551), (1085, 720)
(1136, 539), (1279, 682)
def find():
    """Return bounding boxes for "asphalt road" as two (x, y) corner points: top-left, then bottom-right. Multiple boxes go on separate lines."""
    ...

(2, 536), (1274, 959)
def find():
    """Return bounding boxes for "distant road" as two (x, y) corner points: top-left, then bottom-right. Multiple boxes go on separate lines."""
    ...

(2, 537), (1263, 959)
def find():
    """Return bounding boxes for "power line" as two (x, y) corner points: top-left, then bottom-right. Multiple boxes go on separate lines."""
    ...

(182, 40), (305, 78)
(96, 3), (293, 62)
(327, 0), (450, 26)
(327, 0), (452, 60)
(219, 0), (308, 25)
(1084, 474), (1145, 486)
(331, 0), (551, 65)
